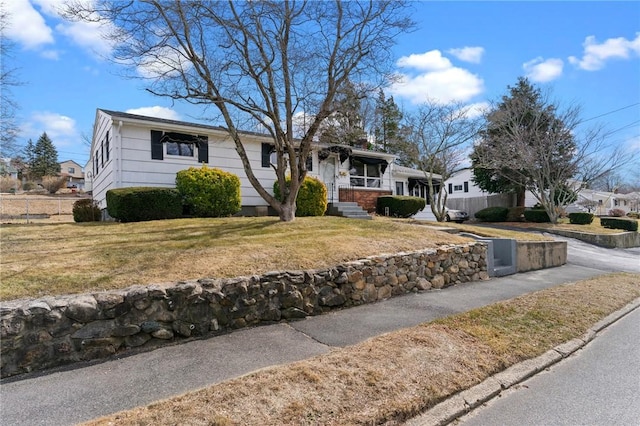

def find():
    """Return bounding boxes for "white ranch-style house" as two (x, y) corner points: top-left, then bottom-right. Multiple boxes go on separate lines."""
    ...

(87, 109), (438, 217)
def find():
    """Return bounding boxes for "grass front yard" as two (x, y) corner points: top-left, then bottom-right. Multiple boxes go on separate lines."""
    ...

(1, 216), (479, 301)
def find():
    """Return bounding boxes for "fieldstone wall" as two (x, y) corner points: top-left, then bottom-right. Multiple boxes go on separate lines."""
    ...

(1, 242), (488, 378)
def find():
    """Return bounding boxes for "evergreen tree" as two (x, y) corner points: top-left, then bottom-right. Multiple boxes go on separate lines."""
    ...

(470, 77), (590, 222)
(470, 77), (575, 207)
(22, 139), (36, 180)
(374, 90), (414, 165)
(30, 132), (60, 180)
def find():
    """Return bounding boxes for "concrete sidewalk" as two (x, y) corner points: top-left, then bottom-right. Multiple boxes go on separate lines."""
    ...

(0, 263), (609, 426)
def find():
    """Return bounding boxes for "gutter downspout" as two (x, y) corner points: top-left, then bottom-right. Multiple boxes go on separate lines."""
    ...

(116, 120), (123, 188)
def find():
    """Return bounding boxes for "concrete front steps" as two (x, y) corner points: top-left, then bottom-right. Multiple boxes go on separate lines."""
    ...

(326, 202), (372, 220)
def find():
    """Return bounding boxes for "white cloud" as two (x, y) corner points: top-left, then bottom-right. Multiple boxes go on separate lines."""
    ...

(21, 111), (80, 150)
(523, 57), (564, 82)
(626, 135), (640, 153)
(40, 49), (60, 60)
(391, 49), (484, 105)
(55, 20), (115, 59)
(126, 107), (182, 121)
(396, 50), (452, 71)
(136, 46), (192, 79)
(3, 0), (54, 49)
(459, 102), (490, 119)
(569, 33), (640, 71)
(448, 46), (485, 64)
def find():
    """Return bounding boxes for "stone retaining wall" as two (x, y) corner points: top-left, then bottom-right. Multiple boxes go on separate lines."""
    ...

(0, 243), (488, 378)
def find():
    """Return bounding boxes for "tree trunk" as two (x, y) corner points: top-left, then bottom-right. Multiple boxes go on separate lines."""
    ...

(278, 199), (296, 222)
(516, 188), (526, 207)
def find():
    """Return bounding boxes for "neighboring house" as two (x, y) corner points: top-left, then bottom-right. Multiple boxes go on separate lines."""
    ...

(441, 168), (538, 218)
(0, 158), (19, 179)
(89, 109), (409, 215)
(59, 160), (85, 189)
(569, 188), (640, 215)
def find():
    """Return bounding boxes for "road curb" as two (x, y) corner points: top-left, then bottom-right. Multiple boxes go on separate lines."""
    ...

(405, 297), (640, 426)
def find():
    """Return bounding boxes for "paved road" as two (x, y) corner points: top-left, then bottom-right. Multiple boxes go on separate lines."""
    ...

(548, 232), (640, 273)
(458, 307), (640, 426)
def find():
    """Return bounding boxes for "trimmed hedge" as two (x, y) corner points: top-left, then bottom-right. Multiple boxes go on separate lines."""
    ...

(627, 212), (640, 219)
(568, 212), (594, 225)
(73, 199), (101, 222)
(106, 187), (183, 222)
(274, 176), (327, 217)
(524, 209), (551, 223)
(376, 195), (426, 218)
(600, 217), (638, 232)
(176, 166), (241, 217)
(474, 206), (509, 222)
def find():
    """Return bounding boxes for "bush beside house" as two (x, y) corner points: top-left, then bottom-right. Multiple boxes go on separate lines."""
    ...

(474, 206), (509, 222)
(376, 195), (426, 218)
(106, 187), (183, 222)
(176, 166), (241, 217)
(72, 199), (102, 222)
(273, 176), (328, 217)
(523, 209), (551, 223)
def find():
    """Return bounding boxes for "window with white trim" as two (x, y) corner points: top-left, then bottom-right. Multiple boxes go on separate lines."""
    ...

(350, 159), (381, 188)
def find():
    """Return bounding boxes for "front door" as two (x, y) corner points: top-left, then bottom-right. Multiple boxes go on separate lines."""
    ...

(320, 157), (337, 202)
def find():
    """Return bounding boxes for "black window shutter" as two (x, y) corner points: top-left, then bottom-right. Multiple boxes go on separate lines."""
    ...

(448, 183), (453, 193)
(151, 130), (163, 160)
(198, 136), (209, 163)
(306, 154), (313, 171)
(261, 143), (272, 167)
(463, 181), (469, 193)
(105, 131), (110, 160)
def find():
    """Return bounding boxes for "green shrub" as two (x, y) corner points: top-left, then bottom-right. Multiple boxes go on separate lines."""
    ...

(474, 206), (509, 222)
(176, 166), (241, 217)
(568, 212), (594, 225)
(376, 195), (426, 218)
(22, 181), (36, 191)
(273, 176), (327, 216)
(106, 187), (183, 222)
(73, 199), (101, 222)
(507, 206), (525, 222)
(524, 209), (551, 223)
(627, 212), (640, 219)
(600, 217), (638, 232)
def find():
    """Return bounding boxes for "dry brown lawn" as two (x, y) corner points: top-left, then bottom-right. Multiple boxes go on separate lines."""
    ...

(1, 216), (475, 301)
(84, 273), (640, 426)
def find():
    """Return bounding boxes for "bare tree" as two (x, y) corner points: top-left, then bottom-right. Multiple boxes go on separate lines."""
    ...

(407, 101), (483, 221)
(63, 1), (413, 221)
(472, 78), (635, 223)
(0, 2), (22, 158)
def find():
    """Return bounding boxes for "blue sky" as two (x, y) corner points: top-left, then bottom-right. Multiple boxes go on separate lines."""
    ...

(4, 1), (640, 177)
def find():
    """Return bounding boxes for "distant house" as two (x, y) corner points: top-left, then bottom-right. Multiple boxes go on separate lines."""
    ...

(441, 168), (538, 218)
(569, 188), (640, 215)
(0, 158), (19, 180)
(59, 160), (85, 189)
(88, 109), (424, 215)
